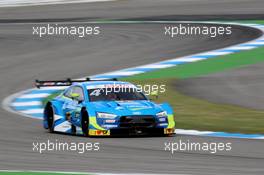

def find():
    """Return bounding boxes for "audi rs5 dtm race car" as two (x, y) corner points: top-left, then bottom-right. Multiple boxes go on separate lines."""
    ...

(36, 78), (175, 136)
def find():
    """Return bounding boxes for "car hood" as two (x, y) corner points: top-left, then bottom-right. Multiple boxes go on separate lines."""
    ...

(89, 100), (163, 116)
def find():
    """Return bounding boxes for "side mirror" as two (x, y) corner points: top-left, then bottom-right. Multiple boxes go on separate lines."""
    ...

(149, 91), (159, 100)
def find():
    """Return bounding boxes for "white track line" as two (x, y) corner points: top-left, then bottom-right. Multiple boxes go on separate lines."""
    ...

(18, 93), (50, 99)
(168, 57), (206, 62)
(176, 129), (214, 135)
(11, 101), (42, 107)
(99, 71), (144, 76)
(0, 0), (115, 7)
(227, 46), (257, 50)
(20, 108), (43, 114)
(137, 64), (176, 69)
(37, 86), (67, 90)
(244, 42), (264, 45)
(196, 51), (233, 56)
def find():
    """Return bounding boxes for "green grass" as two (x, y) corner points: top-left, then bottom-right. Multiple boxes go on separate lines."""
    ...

(125, 46), (264, 80)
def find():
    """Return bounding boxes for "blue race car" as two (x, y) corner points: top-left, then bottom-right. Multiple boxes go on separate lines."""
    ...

(36, 78), (175, 136)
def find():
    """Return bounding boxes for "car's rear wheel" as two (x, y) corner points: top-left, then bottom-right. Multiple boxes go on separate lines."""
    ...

(81, 108), (89, 137)
(71, 124), (76, 135)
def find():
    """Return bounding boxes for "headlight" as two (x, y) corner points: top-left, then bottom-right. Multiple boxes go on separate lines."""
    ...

(156, 111), (167, 118)
(97, 112), (117, 119)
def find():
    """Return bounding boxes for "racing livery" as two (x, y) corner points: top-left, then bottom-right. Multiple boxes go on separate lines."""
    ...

(36, 78), (175, 136)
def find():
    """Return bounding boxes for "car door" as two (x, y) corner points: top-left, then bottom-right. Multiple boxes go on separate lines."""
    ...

(62, 86), (85, 126)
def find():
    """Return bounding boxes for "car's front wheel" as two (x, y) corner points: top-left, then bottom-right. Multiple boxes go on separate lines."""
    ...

(81, 108), (89, 136)
(44, 103), (54, 133)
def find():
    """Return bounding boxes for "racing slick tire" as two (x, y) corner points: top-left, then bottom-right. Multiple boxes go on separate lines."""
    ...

(44, 103), (54, 133)
(81, 108), (89, 137)
(71, 124), (76, 135)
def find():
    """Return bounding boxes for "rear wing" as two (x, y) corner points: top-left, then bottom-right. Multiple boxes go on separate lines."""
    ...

(35, 78), (118, 88)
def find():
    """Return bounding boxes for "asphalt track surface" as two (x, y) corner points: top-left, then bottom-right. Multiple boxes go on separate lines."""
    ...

(1, 0), (264, 174)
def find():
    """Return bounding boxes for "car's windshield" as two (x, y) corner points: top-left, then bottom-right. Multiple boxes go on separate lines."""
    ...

(88, 88), (147, 102)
